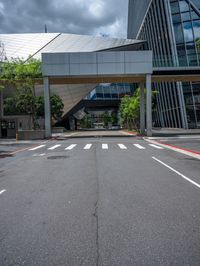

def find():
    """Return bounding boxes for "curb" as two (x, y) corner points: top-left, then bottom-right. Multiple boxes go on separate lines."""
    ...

(144, 138), (200, 160)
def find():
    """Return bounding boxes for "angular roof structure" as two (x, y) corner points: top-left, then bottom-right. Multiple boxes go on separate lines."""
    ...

(0, 33), (145, 60)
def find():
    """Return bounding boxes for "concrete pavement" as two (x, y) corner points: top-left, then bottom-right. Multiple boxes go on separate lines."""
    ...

(0, 137), (200, 265)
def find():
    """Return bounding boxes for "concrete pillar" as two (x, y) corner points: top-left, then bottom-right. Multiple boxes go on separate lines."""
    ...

(44, 77), (51, 138)
(146, 74), (152, 137)
(139, 82), (145, 134)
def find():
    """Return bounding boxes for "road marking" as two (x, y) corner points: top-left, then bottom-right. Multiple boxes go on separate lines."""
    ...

(149, 144), (164, 149)
(102, 144), (108, 150)
(84, 144), (92, 150)
(29, 145), (46, 151)
(118, 144), (127, 149)
(33, 153), (46, 157)
(65, 144), (77, 150)
(0, 189), (6, 195)
(48, 144), (61, 150)
(152, 156), (200, 189)
(134, 144), (146, 149)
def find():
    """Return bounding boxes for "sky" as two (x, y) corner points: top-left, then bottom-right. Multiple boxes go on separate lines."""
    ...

(0, 0), (129, 38)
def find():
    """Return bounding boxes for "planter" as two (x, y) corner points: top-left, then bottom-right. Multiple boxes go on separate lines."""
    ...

(16, 130), (45, 140)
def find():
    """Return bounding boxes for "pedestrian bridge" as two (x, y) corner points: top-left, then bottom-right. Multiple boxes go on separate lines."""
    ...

(42, 51), (200, 138)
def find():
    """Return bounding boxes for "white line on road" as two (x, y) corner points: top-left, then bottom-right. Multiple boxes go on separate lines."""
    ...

(152, 156), (200, 189)
(29, 145), (46, 151)
(149, 144), (164, 150)
(33, 153), (46, 157)
(102, 144), (108, 150)
(118, 144), (127, 150)
(65, 144), (77, 150)
(48, 144), (61, 150)
(84, 144), (92, 150)
(0, 189), (6, 195)
(134, 144), (146, 149)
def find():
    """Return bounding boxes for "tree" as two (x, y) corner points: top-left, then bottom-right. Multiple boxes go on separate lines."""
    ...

(119, 88), (156, 130)
(197, 38), (200, 54)
(50, 94), (64, 121)
(0, 57), (42, 129)
(102, 111), (111, 128)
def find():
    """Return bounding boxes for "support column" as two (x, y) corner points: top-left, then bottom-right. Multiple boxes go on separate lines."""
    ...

(146, 74), (152, 137)
(44, 77), (51, 138)
(139, 82), (145, 134)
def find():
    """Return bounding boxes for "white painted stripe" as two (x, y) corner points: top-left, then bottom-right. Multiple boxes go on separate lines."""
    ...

(134, 144), (146, 149)
(0, 189), (6, 195)
(65, 144), (77, 150)
(149, 144), (164, 150)
(48, 144), (61, 150)
(84, 144), (92, 150)
(152, 156), (200, 189)
(29, 145), (46, 151)
(118, 144), (127, 150)
(33, 153), (46, 157)
(102, 144), (108, 150)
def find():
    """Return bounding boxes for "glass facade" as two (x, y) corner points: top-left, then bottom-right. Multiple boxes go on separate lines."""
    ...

(86, 83), (134, 100)
(170, 0), (200, 128)
(128, 0), (200, 128)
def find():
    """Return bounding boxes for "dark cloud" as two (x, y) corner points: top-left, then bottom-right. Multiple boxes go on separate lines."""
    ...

(0, 0), (128, 38)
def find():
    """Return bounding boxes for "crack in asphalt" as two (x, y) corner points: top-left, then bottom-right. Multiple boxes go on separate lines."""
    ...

(93, 144), (100, 266)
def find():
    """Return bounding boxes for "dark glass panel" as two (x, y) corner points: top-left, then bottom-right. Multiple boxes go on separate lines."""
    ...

(187, 53), (198, 65)
(191, 11), (200, 20)
(170, 1), (179, 14)
(182, 83), (196, 128)
(186, 42), (196, 54)
(172, 13), (181, 23)
(181, 12), (191, 21)
(177, 44), (187, 65)
(174, 23), (184, 43)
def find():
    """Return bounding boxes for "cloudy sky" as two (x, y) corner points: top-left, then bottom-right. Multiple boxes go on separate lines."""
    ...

(0, 0), (129, 38)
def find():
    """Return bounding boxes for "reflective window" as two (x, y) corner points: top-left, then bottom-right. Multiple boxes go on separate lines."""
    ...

(193, 20), (200, 40)
(172, 13), (181, 23)
(179, 0), (189, 12)
(174, 23), (184, 43)
(171, 1), (179, 14)
(181, 12), (191, 21)
(191, 11), (200, 20)
(183, 21), (194, 42)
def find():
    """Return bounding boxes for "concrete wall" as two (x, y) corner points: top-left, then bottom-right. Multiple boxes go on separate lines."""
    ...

(42, 51), (153, 77)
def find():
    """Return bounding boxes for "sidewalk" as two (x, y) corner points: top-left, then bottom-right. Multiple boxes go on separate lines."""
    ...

(51, 130), (137, 139)
(152, 128), (200, 137)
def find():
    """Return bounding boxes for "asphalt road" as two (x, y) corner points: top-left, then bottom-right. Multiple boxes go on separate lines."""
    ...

(0, 137), (200, 265)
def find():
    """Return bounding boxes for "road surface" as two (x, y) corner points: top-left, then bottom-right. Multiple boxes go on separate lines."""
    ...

(0, 137), (200, 265)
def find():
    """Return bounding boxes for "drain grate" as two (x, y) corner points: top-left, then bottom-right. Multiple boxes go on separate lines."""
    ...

(47, 155), (69, 160)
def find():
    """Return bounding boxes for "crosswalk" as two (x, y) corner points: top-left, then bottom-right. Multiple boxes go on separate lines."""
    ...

(29, 143), (164, 152)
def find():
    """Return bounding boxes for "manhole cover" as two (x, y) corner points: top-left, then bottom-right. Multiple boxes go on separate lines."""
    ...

(47, 155), (69, 160)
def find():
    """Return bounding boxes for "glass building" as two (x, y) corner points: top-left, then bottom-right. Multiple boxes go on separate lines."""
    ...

(85, 83), (134, 100)
(128, 0), (200, 128)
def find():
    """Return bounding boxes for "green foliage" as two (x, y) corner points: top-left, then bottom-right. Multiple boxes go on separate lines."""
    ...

(119, 89), (140, 130)
(0, 58), (42, 80)
(79, 115), (92, 128)
(119, 88), (156, 130)
(110, 111), (118, 125)
(197, 38), (200, 54)
(4, 92), (64, 122)
(102, 111), (111, 127)
(50, 94), (64, 121)
(4, 97), (21, 115)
